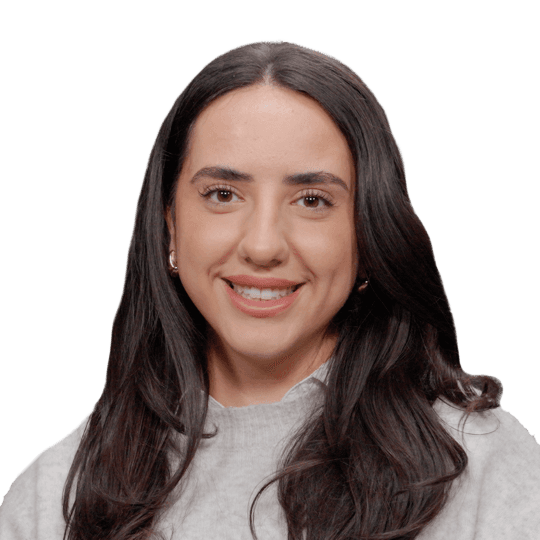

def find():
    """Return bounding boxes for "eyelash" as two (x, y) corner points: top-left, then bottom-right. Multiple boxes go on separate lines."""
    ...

(198, 184), (335, 213)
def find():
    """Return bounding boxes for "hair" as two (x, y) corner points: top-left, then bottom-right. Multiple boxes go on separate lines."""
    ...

(62, 42), (502, 540)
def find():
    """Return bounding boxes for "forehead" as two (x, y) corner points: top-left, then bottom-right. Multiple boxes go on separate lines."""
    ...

(185, 84), (354, 184)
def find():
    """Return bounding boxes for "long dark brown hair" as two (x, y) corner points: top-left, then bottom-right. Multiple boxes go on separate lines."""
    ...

(62, 42), (502, 540)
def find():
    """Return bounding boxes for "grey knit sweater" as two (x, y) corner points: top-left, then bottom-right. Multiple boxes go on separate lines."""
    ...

(2, 359), (540, 539)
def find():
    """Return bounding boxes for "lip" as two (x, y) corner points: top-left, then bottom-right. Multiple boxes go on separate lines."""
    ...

(224, 279), (302, 318)
(223, 275), (303, 289)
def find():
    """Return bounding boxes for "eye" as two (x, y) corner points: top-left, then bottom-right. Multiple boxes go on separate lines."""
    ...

(198, 184), (241, 206)
(296, 190), (335, 213)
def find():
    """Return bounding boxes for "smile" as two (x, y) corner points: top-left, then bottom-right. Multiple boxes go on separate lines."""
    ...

(224, 280), (300, 301)
(223, 279), (303, 318)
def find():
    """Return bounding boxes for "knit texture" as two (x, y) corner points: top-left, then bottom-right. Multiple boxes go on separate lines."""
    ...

(2, 359), (540, 539)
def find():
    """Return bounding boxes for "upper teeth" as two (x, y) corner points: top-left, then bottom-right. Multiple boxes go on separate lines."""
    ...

(232, 283), (295, 300)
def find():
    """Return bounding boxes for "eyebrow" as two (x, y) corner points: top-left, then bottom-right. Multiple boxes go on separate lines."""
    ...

(189, 166), (349, 192)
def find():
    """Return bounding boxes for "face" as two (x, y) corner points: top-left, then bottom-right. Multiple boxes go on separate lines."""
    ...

(167, 84), (358, 373)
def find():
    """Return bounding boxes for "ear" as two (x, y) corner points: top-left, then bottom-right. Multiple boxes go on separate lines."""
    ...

(165, 206), (177, 253)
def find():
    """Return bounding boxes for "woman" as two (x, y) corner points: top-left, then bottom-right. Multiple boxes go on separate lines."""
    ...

(1, 41), (539, 540)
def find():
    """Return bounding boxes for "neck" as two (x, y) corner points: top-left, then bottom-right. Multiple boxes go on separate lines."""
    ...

(206, 328), (337, 407)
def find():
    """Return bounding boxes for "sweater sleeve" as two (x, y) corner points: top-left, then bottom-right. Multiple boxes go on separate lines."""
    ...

(0, 418), (88, 540)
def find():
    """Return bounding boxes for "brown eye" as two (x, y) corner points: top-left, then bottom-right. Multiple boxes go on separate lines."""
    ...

(215, 190), (234, 203)
(199, 185), (241, 206)
(296, 191), (334, 213)
(302, 196), (324, 208)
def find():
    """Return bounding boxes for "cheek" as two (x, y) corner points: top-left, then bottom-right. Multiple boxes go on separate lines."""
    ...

(298, 223), (356, 278)
(176, 208), (234, 273)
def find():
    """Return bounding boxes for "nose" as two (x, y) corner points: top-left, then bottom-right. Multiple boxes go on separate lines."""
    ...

(236, 202), (289, 269)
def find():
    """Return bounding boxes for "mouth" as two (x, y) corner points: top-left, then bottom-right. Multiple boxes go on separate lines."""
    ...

(223, 279), (304, 294)
(222, 278), (304, 317)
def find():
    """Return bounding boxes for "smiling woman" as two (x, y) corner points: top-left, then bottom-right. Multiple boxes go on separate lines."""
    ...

(1, 41), (539, 540)
(166, 84), (359, 407)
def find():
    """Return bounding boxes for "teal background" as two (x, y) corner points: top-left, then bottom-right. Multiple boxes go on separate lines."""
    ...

(1, 0), (538, 503)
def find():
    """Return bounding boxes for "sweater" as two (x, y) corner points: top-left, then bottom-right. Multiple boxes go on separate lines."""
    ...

(1, 359), (540, 539)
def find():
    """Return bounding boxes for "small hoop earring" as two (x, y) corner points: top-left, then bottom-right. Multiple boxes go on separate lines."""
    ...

(357, 279), (369, 293)
(169, 250), (178, 276)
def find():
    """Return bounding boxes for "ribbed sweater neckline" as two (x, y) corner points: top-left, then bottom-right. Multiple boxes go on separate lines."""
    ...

(199, 358), (332, 449)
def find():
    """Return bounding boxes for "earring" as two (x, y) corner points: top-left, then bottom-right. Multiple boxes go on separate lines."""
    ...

(169, 250), (178, 276)
(357, 278), (369, 292)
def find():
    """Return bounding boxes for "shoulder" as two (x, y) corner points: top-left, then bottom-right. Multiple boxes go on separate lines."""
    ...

(0, 416), (89, 540)
(425, 400), (540, 539)
(433, 398), (540, 469)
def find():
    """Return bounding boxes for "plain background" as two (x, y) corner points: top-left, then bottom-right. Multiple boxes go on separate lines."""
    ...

(1, 1), (539, 503)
